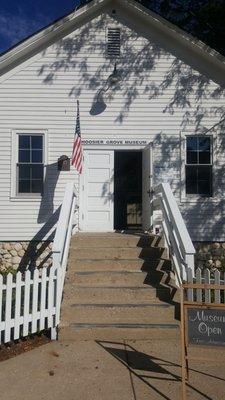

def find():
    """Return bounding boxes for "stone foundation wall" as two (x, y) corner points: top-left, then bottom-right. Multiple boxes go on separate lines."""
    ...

(194, 242), (225, 272)
(1, 240), (225, 274)
(0, 241), (52, 274)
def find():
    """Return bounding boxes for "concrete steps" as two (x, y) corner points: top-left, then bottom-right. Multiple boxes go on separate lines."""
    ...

(68, 258), (171, 272)
(61, 303), (176, 326)
(69, 246), (168, 260)
(62, 285), (173, 305)
(70, 233), (164, 248)
(59, 324), (179, 341)
(65, 270), (170, 287)
(59, 232), (179, 342)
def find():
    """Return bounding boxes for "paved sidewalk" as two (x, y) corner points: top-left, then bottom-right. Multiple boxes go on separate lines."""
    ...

(0, 339), (224, 400)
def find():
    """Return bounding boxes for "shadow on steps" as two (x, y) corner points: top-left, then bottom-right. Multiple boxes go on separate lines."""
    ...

(140, 258), (180, 321)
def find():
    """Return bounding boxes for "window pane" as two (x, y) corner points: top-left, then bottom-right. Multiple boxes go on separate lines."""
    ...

(19, 135), (30, 149)
(198, 166), (212, 196)
(31, 136), (43, 149)
(31, 180), (43, 193)
(32, 150), (42, 163)
(187, 137), (197, 151)
(198, 179), (211, 196)
(198, 137), (210, 152)
(19, 149), (30, 163)
(199, 151), (211, 164)
(186, 166), (198, 194)
(31, 165), (43, 180)
(198, 166), (211, 180)
(187, 151), (198, 164)
(18, 180), (30, 193)
(18, 165), (30, 180)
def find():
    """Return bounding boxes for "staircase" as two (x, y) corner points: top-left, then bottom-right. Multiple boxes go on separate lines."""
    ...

(59, 232), (180, 341)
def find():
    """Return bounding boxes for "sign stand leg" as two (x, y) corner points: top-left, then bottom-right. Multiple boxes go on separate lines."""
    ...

(180, 287), (188, 400)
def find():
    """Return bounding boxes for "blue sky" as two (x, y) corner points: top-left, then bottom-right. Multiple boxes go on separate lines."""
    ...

(0, 0), (81, 54)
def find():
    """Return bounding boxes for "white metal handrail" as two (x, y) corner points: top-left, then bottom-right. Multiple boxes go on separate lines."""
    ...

(52, 181), (78, 338)
(152, 183), (195, 285)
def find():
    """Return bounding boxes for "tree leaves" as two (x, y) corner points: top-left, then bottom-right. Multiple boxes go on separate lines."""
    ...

(138, 0), (225, 56)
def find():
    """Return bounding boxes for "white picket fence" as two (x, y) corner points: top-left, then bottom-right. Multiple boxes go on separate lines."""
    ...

(0, 267), (57, 344)
(0, 182), (77, 344)
(187, 267), (225, 303)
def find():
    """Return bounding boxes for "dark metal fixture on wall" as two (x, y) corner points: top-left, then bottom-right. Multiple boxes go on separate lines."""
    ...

(90, 63), (122, 116)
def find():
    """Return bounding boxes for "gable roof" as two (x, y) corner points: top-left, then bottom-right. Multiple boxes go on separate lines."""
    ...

(0, 0), (225, 86)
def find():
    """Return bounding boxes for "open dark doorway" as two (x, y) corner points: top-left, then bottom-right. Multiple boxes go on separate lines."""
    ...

(114, 151), (142, 230)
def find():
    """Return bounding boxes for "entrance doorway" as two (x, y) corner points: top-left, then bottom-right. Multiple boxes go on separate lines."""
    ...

(114, 151), (142, 230)
(80, 145), (152, 232)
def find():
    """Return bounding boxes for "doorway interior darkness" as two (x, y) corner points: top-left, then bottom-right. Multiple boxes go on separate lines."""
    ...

(114, 151), (142, 230)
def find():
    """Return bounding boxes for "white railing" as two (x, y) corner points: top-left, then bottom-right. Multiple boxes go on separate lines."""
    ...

(0, 182), (77, 344)
(152, 183), (196, 286)
(52, 181), (78, 338)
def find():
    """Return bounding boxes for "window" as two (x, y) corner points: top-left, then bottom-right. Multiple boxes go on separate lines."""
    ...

(107, 28), (121, 58)
(185, 136), (212, 197)
(17, 134), (44, 195)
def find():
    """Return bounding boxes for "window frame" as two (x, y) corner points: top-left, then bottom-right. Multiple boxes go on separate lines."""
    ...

(180, 132), (218, 203)
(11, 130), (48, 201)
(185, 135), (213, 197)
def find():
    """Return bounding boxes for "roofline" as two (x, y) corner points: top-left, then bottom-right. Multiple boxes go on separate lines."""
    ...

(129, 0), (225, 64)
(119, 0), (225, 85)
(0, 0), (110, 76)
(0, 0), (225, 85)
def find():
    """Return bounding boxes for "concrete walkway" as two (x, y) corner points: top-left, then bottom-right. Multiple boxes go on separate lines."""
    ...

(0, 339), (225, 400)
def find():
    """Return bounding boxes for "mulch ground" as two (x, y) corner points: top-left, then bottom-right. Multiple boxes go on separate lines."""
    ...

(0, 332), (51, 362)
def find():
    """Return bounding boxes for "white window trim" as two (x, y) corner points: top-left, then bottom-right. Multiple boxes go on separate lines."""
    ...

(180, 131), (219, 203)
(10, 129), (48, 202)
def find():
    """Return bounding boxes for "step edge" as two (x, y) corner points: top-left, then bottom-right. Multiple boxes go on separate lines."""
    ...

(68, 323), (179, 329)
(69, 303), (174, 308)
(63, 285), (172, 290)
(71, 270), (152, 275)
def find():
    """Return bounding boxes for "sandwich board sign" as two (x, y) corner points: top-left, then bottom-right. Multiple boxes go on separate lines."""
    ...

(180, 282), (225, 400)
(186, 306), (225, 347)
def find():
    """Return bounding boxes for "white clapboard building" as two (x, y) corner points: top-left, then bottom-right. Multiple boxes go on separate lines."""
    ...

(0, 0), (225, 264)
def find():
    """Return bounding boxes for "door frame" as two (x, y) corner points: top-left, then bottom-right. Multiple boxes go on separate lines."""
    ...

(79, 142), (153, 231)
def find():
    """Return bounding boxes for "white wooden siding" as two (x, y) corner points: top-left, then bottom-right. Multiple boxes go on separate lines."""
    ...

(0, 7), (225, 241)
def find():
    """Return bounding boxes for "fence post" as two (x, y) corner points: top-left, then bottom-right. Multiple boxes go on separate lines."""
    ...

(52, 251), (61, 340)
(196, 268), (202, 303)
(185, 254), (195, 281)
(187, 268), (193, 301)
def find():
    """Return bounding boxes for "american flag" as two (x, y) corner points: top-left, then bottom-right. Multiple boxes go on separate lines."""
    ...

(72, 100), (82, 174)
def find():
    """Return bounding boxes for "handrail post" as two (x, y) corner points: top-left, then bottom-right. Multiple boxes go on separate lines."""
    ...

(185, 253), (195, 279)
(51, 182), (78, 340)
(154, 182), (195, 286)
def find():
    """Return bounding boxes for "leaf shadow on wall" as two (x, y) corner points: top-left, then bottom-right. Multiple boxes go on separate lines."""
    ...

(18, 207), (61, 272)
(37, 162), (60, 224)
(36, 10), (225, 240)
(18, 162), (61, 272)
(37, 11), (225, 129)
